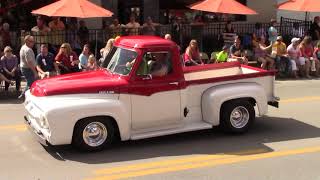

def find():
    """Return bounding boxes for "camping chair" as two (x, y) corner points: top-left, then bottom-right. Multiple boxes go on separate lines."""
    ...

(200, 52), (209, 64)
(209, 51), (219, 64)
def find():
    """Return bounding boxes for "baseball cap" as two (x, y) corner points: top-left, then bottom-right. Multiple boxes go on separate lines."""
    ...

(291, 37), (300, 44)
(276, 36), (283, 41)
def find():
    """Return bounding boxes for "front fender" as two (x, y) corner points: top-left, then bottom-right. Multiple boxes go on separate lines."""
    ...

(46, 97), (131, 145)
(201, 83), (268, 126)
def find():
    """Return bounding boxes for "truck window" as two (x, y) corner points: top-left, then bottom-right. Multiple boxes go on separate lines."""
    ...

(136, 52), (173, 77)
(106, 47), (138, 75)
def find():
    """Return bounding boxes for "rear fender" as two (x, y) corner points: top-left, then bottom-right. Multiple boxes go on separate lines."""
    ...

(201, 83), (268, 126)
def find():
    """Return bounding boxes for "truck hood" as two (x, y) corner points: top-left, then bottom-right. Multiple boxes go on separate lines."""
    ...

(30, 70), (128, 97)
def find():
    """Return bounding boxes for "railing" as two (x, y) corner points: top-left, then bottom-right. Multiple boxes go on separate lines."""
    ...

(280, 17), (311, 41)
(4, 18), (312, 57)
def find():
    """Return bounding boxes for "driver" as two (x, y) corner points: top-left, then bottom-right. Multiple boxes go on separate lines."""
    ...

(126, 52), (152, 75)
(148, 53), (169, 77)
(126, 59), (135, 69)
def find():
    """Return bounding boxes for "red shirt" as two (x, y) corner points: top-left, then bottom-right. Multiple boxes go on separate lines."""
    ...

(184, 48), (200, 62)
(300, 45), (313, 58)
(55, 51), (78, 69)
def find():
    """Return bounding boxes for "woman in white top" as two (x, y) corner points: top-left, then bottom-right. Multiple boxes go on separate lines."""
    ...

(287, 38), (301, 78)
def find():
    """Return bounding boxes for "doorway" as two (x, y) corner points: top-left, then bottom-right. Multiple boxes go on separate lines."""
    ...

(118, 0), (144, 25)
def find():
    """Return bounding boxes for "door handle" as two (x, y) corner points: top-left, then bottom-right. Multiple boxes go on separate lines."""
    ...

(169, 82), (179, 85)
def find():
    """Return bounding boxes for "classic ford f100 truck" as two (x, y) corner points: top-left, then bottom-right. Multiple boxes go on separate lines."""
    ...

(24, 36), (279, 151)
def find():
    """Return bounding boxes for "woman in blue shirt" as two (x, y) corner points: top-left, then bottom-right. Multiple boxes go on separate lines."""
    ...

(268, 19), (278, 44)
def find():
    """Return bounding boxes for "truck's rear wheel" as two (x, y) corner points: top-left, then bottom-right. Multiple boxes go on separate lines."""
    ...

(72, 118), (115, 151)
(220, 100), (255, 133)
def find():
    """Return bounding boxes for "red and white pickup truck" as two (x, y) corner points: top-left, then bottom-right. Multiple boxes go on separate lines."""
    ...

(24, 36), (279, 151)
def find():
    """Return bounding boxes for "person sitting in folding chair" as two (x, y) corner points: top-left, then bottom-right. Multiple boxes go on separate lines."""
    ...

(1, 46), (17, 92)
(229, 37), (248, 65)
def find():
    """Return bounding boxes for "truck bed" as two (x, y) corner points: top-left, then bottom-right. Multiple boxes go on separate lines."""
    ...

(181, 62), (277, 125)
(183, 62), (275, 82)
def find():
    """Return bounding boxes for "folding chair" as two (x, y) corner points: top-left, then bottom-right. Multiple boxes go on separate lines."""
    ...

(200, 52), (209, 64)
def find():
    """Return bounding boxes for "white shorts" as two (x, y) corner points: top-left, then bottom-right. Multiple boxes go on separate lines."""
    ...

(290, 60), (298, 71)
(298, 57), (306, 65)
(311, 59), (316, 71)
(227, 58), (238, 62)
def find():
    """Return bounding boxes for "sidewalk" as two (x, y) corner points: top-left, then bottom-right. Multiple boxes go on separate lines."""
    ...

(0, 81), (26, 99)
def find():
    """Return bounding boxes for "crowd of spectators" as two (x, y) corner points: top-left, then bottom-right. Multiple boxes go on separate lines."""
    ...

(182, 17), (320, 79)
(1, 13), (320, 98)
(0, 14), (163, 55)
(0, 35), (104, 98)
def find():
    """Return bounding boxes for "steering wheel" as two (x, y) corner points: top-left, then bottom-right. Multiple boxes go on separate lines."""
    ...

(113, 64), (131, 75)
(123, 66), (131, 75)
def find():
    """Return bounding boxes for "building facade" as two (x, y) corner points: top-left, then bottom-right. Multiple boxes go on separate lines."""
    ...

(247, 0), (320, 23)
(102, 0), (320, 24)
(101, 0), (247, 24)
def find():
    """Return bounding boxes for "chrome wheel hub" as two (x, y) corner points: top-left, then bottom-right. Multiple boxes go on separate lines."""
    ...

(230, 106), (249, 129)
(83, 122), (108, 147)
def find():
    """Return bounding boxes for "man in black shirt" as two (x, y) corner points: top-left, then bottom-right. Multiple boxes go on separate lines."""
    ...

(36, 44), (60, 79)
(229, 37), (248, 64)
(78, 20), (89, 47)
(309, 16), (320, 43)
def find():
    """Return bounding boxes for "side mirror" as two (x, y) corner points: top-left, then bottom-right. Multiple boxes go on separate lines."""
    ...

(142, 74), (152, 80)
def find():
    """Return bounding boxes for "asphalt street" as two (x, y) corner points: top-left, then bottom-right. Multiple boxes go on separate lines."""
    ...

(0, 79), (320, 180)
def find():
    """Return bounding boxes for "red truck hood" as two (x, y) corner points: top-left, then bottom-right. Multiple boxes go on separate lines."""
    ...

(30, 70), (128, 97)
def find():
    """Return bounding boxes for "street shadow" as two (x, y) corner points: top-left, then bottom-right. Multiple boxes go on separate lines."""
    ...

(43, 116), (320, 164)
(0, 92), (23, 104)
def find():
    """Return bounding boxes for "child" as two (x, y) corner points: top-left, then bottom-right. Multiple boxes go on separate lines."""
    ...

(86, 55), (98, 71)
(216, 45), (229, 63)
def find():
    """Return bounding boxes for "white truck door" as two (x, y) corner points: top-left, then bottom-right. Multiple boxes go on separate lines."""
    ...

(129, 51), (182, 131)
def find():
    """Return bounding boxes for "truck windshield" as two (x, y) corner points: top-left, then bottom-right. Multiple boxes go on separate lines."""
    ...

(106, 47), (138, 75)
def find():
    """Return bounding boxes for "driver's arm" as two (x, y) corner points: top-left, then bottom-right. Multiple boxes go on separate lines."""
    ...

(126, 59), (136, 69)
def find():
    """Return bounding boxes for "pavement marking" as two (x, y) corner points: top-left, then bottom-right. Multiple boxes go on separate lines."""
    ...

(94, 149), (268, 175)
(280, 96), (320, 103)
(88, 146), (320, 180)
(0, 124), (27, 131)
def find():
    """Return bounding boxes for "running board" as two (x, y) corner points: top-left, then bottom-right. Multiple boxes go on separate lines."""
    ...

(131, 122), (213, 140)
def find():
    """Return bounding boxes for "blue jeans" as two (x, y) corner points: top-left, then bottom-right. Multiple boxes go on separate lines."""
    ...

(275, 56), (291, 76)
(21, 68), (36, 93)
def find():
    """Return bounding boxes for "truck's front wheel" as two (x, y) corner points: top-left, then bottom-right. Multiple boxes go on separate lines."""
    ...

(72, 118), (115, 151)
(220, 100), (255, 133)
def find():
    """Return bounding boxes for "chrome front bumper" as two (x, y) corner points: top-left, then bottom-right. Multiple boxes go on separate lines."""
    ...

(24, 116), (48, 146)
